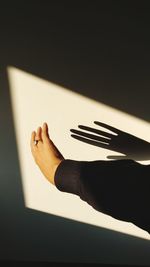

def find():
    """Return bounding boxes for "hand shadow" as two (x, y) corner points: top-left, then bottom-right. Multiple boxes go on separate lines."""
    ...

(70, 121), (150, 161)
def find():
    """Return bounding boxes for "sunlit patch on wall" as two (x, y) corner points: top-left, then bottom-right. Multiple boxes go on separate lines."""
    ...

(8, 66), (150, 240)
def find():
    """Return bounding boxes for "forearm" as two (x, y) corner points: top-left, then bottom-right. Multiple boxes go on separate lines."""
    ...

(54, 159), (150, 233)
(54, 159), (135, 214)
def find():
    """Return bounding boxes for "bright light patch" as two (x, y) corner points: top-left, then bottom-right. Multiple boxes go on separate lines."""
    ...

(8, 66), (150, 240)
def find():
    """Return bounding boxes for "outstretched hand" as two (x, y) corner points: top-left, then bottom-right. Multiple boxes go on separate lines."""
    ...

(30, 122), (64, 185)
(70, 121), (150, 161)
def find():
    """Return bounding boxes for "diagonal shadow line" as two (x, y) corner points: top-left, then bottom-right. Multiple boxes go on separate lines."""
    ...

(70, 122), (150, 161)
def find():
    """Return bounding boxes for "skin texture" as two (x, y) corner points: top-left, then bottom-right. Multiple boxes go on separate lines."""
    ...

(30, 122), (64, 185)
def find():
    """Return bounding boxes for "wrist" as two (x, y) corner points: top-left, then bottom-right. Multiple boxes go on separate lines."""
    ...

(51, 159), (64, 185)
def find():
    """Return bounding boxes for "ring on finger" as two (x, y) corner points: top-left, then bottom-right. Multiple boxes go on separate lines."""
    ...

(34, 139), (41, 145)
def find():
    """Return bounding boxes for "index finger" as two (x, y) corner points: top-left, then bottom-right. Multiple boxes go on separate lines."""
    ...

(30, 131), (36, 152)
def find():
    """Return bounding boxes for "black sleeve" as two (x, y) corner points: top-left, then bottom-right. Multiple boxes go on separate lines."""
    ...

(54, 159), (150, 233)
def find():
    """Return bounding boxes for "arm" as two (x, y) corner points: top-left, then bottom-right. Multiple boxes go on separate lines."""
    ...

(54, 158), (150, 233)
(31, 123), (150, 233)
(54, 158), (138, 216)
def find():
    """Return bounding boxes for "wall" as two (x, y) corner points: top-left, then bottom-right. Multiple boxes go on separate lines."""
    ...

(0, 2), (150, 265)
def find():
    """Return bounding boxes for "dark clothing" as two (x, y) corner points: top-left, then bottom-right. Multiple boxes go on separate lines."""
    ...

(54, 159), (150, 233)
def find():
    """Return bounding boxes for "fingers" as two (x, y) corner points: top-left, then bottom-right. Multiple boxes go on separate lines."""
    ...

(78, 125), (113, 138)
(71, 134), (109, 149)
(42, 122), (50, 142)
(31, 131), (36, 144)
(31, 122), (49, 151)
(35, 127), (42, 141)
(70, 129), (109, 143)
(94, 121), (121, 135)
(43, 122), (49, 136)
(30, 131), (37, 152)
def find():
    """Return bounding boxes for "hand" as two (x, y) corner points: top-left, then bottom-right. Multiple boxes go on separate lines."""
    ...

(70, 121), (150, 161)
(30, 122), (64, 185)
